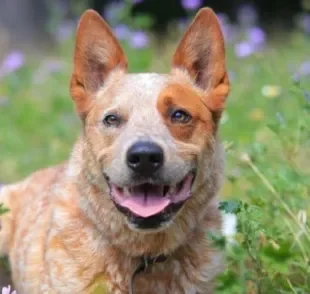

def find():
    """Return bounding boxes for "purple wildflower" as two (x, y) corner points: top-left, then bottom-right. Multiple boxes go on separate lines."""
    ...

(217, 13), (230, 27)
(56, 0), (70, 14)
(55, 20), (76, 42)
(217, 13), (237, 43)
(292, 73), (300, 85)
(234, 42), (255, 58)
(44, 59), (64, 73)
(0, 51), (25, 78)
(113, 24), (131, 40)
(224, 25), (239, 43)
(181, 0), (202, 10)
(103, 2), (124, 24)
(246, 26), (266, 46)
(129, 31), (149, 49)
(177, 18), (190, 33)
(299, 60), (310, 76)
(237, 4), (258, 27)
(132, 0), (144, 3)
(299, 13), (310, 34)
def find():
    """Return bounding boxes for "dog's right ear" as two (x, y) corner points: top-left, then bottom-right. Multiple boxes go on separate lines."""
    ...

(70, 10), (128, 119)
(172, 8), (229, 123)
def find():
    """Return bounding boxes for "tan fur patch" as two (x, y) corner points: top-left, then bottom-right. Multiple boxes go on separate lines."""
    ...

(157, 81), (214, 141)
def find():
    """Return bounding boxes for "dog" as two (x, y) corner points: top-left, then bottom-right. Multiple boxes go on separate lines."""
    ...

(0, 7), (230, 294)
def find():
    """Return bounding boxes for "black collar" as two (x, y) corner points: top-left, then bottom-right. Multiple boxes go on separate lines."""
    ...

(129, 255), (168, 294)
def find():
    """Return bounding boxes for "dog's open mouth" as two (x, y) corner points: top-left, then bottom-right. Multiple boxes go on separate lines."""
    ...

(109, 173), (194, 219)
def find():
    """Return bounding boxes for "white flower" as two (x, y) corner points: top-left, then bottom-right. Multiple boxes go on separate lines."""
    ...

(2, 285), (17, 294)
(222, 213), (237, 244)
(240, 152), (251, 163)
(261, 85), (282, 98)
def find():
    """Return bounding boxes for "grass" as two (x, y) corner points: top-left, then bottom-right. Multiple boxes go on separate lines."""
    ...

(0, 26), (309, 293)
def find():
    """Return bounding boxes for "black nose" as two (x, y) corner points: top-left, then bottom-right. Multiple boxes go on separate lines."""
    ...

(126, 141), (164, 175)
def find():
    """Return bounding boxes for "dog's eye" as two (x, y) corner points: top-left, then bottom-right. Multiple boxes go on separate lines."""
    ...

(171, 110), (192, 124)
(103, 114), (120, 127)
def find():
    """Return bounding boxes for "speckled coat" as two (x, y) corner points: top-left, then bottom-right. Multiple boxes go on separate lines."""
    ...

(0, 7), (230, 294)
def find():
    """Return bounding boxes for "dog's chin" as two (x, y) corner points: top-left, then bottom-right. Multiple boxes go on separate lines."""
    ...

(106, 172), (196, 231)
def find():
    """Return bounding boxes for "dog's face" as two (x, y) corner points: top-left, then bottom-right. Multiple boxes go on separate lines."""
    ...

(70, 9), (230, 231)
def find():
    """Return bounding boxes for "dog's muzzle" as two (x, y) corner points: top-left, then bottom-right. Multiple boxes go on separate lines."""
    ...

(105, 140), (196, 230)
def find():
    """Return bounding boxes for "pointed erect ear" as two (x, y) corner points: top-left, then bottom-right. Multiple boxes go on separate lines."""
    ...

(172, 8), (230, 118)
(70, 10), (128, 118)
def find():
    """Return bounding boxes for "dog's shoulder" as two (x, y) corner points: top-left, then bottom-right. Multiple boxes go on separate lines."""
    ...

(1, 163), (67, 213)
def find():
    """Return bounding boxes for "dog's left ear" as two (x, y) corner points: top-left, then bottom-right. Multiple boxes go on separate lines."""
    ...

(70, 9), (128, 119)
(172, 8), (230, 119)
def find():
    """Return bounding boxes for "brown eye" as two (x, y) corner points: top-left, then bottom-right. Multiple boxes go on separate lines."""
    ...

(103, 114), (121, 127)
(171, 109), (192, 124)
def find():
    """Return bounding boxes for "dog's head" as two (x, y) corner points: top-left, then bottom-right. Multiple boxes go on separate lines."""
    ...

(70, 8), (230, 232)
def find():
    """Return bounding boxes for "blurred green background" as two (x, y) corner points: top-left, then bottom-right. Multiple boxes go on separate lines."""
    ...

(0, 0), (310, 293)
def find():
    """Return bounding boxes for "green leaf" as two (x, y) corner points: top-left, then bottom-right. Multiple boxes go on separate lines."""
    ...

(216, 270), (239, 291)
(0, 203), (9, 216)
(219, 200), (242, 214)
(207, 231), (226, 249)
(262, 241), (293, 263)
(267, 123), (281, 134)
(132, 14), (154, 29)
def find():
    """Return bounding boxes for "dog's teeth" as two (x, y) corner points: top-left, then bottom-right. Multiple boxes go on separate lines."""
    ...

(168, 185), (177, 195)
(124, 187), (130, 197)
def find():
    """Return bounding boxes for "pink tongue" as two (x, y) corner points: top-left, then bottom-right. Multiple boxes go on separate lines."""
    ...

(121, 197), (171, 218)
(112, 175), (193, 218)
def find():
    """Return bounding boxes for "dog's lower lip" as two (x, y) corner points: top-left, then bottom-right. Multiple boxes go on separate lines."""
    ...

(115, 201), (186, 230)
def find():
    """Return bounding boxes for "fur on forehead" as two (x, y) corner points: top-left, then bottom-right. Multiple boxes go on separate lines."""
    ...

(95, 69), (206, 99)
(70, 8), (230, 122)
(90, 71), (169, 115)
(96, 71), (169, 101)
(88, 71), (209, 128)
(87, 68), (217, 130)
